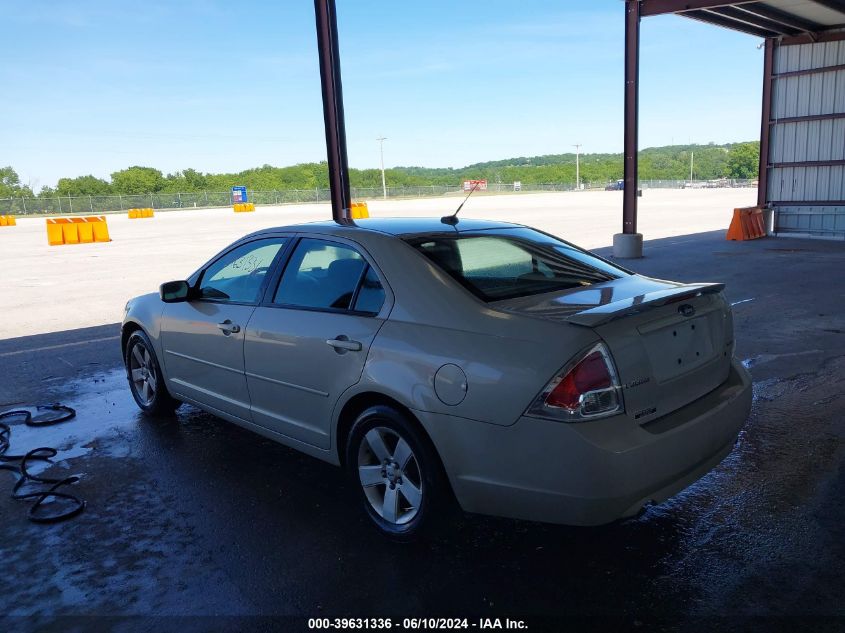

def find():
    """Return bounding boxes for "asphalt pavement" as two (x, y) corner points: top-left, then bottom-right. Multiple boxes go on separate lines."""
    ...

(1, 230), (843, 632)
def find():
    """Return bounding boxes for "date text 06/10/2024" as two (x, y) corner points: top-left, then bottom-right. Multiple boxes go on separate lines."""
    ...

(307, 618), (528, 630)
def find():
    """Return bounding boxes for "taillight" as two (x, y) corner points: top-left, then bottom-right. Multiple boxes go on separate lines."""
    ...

(527, 342), (622, 422)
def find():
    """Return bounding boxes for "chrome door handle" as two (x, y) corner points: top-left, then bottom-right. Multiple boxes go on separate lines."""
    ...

(217, 320), (241, 335)
(326, 337), (362, 352)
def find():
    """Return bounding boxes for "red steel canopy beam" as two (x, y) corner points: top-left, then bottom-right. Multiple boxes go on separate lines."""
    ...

(703, 6), (802, 35)
(737, 3), (825, 32)
(314, 0), (353, 225)
(622, 0), (640, 236)
(685, 8), (781, 37)
(639, 0), (757, 18)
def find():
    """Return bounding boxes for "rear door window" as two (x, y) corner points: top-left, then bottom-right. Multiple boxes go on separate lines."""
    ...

(273, 238), (385, 314)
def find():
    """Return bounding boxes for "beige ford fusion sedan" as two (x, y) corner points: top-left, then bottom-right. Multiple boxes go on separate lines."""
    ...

(122, 218), (752, 539)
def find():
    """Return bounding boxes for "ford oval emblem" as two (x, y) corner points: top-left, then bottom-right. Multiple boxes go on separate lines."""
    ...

(679, 304), (695, 317)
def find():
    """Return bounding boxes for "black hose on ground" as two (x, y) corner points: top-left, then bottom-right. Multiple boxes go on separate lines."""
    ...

(0, 405), (86, 523)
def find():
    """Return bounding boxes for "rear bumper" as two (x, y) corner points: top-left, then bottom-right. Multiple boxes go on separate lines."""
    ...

(416, 358), (752, 526)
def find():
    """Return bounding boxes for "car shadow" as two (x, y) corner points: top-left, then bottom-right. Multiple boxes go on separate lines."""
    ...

(0, 322), (122, 405)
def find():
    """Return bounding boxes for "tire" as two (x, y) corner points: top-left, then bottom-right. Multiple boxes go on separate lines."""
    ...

(345, 404), (450, 541)
(125, 330), (180, 416)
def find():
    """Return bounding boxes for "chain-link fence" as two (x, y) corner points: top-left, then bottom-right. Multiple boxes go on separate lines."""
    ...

(0, 179), (757, 216)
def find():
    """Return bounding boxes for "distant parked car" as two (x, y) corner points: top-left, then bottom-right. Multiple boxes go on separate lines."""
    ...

(605, 179), (624, 191)
(122, 217), (752, 539)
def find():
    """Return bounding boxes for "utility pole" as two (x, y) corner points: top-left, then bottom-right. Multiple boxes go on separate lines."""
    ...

(573, 144), (582, 190)
(690, 151), (694, 182)
(377, 136), (387, 199)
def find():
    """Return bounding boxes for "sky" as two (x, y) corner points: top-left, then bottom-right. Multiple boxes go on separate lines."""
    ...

(0, 1), (765, 189)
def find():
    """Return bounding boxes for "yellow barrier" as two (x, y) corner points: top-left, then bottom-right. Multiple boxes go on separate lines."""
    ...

(350, 201), (369, 219)
(46, 216), (110, 245)
(88, 216), (111, 242)
(72, 217), (94, 243)
(62, 220), (79, 244)
(233, 202), (255, 213)
(128, 207), (154, 219)
(46, 219), (65, 245)
(0, 215), (15, 226)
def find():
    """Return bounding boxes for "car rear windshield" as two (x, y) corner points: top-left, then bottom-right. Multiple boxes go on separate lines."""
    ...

(405, 227), (627, 302)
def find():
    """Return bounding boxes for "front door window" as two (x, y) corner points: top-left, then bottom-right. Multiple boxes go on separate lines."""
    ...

(200, 239), (287, 304)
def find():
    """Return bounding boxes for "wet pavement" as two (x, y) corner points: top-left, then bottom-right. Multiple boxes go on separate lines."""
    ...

(1, 231), (844, 631)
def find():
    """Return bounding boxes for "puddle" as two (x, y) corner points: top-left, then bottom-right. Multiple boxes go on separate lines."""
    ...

(742, 349), (822, 369)
(0, 369), (143, 466)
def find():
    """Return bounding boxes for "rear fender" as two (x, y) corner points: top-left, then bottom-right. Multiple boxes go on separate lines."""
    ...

(349, 319), (600, 429)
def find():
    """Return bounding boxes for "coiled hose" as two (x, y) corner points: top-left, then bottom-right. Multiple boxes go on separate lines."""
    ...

(0, 405), (85, 523)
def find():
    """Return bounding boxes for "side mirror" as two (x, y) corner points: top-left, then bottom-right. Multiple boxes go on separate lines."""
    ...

(160, 280), (191, 303)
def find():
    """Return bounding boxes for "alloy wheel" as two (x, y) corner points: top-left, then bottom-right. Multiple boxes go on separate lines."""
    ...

(129, 343), (157, 406)
(357, 426), (423, 525)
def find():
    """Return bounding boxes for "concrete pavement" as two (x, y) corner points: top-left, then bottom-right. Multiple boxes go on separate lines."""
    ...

(1, 229), (842, 630)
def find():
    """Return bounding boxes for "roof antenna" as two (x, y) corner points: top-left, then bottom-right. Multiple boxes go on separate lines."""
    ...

(441, 181), (480, 225)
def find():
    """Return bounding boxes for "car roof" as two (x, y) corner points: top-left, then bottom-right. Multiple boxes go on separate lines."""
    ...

(262, 217), (525, 238)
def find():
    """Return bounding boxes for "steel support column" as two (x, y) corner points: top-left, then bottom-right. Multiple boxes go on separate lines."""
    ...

(623, 0), (640, 236)
(614, 0), (643, 258)
(314, 0), (353, 224)
(757, 38), (774, 208)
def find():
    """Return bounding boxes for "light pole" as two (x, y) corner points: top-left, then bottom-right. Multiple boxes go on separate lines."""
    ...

(377, 136), (387, 199)
(573, 144), (582, 190)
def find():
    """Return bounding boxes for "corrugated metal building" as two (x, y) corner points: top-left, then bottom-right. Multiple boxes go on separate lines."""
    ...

(618, 1), (845, 255)
(770, 37), (845, 237)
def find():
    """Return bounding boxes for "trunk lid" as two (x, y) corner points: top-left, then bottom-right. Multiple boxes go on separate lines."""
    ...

(493, 275), (734, 425)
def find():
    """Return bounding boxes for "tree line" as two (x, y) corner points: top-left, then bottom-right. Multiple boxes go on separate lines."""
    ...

(1, 141), (759, 199)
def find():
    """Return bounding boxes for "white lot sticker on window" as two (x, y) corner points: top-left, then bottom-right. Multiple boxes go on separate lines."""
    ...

(457, 237), (533, 278)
